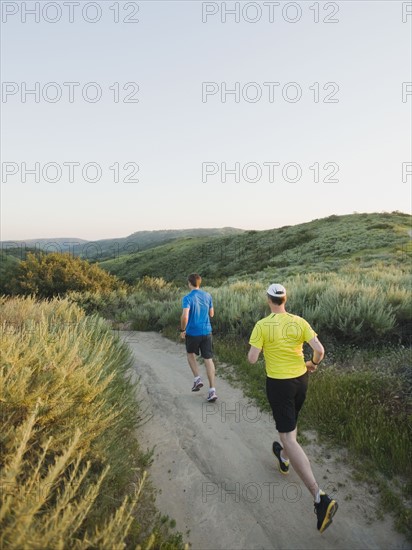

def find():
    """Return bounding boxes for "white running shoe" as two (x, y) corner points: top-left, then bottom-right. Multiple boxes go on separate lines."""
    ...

(191, 378), (204, 392)
(207, 389), (218, 402)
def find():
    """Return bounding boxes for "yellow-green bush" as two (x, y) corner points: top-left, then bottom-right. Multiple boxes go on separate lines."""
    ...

(0, 296), (185, 550)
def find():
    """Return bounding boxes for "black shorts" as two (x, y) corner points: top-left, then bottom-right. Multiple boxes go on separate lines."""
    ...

(266, 372), (308, 433)
(185, 334), (213, 359)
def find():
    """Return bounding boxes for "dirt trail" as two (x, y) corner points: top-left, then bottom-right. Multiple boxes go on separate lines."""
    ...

(123, 331), (410, 550)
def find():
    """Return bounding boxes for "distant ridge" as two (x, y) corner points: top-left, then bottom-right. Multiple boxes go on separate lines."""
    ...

(1, 228), (245, 261)
(1, 238), (87, 246)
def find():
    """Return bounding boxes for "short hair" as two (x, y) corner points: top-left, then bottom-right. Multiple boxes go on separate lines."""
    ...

(188, 273), (202, 287)
(267, 293), (286, 305)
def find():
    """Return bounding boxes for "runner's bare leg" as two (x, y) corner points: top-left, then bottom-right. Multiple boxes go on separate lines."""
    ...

(204, 358), (216, 388)
(186, 353), (200, 377)
(279, 429), (319, 499)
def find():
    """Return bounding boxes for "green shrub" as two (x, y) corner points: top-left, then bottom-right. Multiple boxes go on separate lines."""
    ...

(68, 288), (132, 319)
(10, 252), (124, 298)
(0, 253), (20, 295)
(127, 267), (411, 345)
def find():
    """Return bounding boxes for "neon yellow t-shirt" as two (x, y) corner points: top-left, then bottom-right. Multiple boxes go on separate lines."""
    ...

(249, 312), (316, 379)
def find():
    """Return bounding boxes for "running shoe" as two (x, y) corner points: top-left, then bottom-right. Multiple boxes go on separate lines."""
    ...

(191, 378), (203, 392)
(272, 441), (289, 474)
(207, 389), (217, 402)
(314, 492), (338, 533)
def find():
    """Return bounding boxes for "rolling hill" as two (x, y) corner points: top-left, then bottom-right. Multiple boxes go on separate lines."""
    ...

(99, 212), (411, 284)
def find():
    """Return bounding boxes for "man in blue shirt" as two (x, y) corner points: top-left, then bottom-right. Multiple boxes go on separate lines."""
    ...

(180, 273), (217, 402)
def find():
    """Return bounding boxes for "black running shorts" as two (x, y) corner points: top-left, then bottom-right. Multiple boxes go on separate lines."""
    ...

(185, 334), (213, 359)
(266, 372), (308, 433)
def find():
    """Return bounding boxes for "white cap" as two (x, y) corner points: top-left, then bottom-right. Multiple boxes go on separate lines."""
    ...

(267, 283), (286, 297)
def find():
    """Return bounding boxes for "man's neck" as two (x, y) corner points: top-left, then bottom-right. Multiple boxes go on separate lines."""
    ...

(269, 304), (286, 314)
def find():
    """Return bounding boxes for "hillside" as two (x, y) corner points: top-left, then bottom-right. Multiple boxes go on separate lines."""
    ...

(1, 228), (244, 262)
(99, 212), (411, 284)
(82, 227), (244, 261)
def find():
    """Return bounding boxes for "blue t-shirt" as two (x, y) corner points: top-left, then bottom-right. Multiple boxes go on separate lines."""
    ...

(182, 289), (213, 336)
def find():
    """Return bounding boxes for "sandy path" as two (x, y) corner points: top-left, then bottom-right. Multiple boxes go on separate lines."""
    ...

(122, 331), (410, 550)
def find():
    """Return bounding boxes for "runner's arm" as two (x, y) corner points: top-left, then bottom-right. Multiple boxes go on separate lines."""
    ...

(306, 336), (324, 370)
(209, 307), (214, 318)
(248, 345), (261, 364)
(181, 307), (190, 331)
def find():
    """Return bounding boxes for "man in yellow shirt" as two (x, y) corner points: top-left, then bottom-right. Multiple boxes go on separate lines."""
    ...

(248, 283), (338, 534)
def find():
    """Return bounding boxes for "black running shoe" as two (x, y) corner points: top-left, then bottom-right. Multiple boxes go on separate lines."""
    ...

(272, 441), (289, 474)
(314, 492), (338, 533)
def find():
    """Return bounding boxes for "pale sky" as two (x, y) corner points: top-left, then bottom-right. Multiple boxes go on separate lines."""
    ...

(1, 0), (411, 240)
